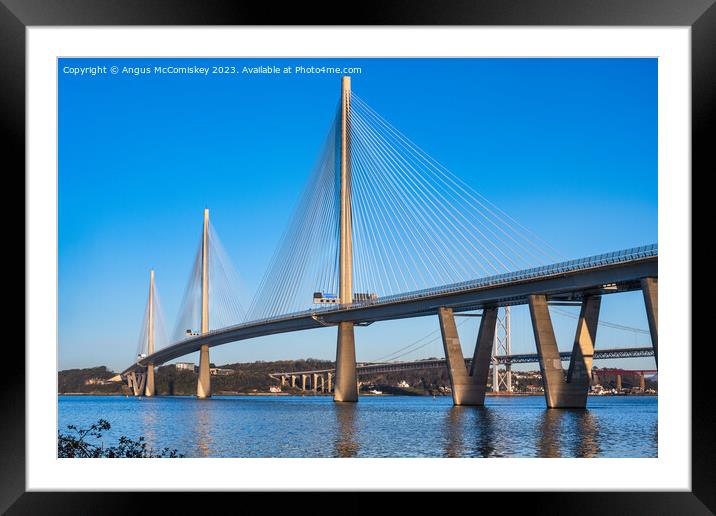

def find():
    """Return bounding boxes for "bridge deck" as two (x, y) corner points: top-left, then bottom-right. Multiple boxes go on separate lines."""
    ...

(122, 244), (657, 376)
(267, 347), (656, 378)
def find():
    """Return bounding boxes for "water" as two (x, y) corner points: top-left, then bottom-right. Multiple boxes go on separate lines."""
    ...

(58, 395), (657, 458)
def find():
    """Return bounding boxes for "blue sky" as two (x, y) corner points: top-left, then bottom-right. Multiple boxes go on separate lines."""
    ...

(58, 58), (657, 372)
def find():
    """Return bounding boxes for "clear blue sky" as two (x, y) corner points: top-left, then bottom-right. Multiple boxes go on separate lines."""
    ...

(58, 58), (657, 372)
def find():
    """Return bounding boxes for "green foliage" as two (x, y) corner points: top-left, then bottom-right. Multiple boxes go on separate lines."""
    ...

(58, 366), (124, 394)
(58, 359), (459, 396)
(58, 419), (184, 458)
(154, 358), (337, 395)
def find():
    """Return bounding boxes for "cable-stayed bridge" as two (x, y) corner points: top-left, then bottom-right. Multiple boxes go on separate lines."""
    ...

(121, 76), (658, 409)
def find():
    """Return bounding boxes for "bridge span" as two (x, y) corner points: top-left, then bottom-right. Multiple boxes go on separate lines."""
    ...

(122, 76), (658, 410)
(123, 244), (657, 409)
(269, 346), (656, 380)
(123, 245), (656, 376)
(267, 347), (655, 392)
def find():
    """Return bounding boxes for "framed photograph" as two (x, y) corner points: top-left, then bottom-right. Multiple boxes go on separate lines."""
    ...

(6, 0), (711, 511)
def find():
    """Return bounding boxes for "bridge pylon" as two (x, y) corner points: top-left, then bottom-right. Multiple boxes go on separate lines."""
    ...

(197, 208), (212, 398)
(144, 269), (156, 397)
(334, 76), (359, 403)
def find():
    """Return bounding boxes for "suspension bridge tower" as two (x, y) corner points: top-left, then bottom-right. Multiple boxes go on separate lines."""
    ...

(197, 208), (211, 398)
(334, 76), (359, 402)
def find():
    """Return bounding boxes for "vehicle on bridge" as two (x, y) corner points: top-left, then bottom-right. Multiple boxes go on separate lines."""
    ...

(354, 292), (378, 303)
(313, 292), (338, 304)
(313, 291), (377, 304)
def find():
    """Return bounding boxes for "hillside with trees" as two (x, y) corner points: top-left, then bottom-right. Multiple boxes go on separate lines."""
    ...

(58, 366), (124, 394)
(57, 359), (454, 395)
(57, 361), (656, 396)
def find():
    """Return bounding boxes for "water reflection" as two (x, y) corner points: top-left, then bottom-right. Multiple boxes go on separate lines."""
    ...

(193, 401), (213, 457)
(537, 409), (600, 458)
(140, 399), (159, 451)
(573, 411), (600, 458)
(58, 396), (658, 458)
(471, 407), (498, 457)
(444, 407), (465, 457)
(333, 403), (359, 457)
(537, 410), (566, 457)
(444, 406), (498, 457)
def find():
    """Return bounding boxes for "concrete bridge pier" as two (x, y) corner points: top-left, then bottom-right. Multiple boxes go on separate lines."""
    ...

(327, 372), (333, 393)
(128, 371), (146, 397)
(291, 375), (297, 388)
(127, 373), (138, 396)
(301, 374), (308, 391)
(641, 277), (658, 365)
(280, 376), (287, 388)
(639, 372), (646, 391)
(334, 322), (358, 402)
(438, 306), (497, 406)
(313, 373), (319, 392)
(144, 364), (155, 397)
(616, 374), (622, 391)
(528, 294), (601, 408)
(197, 344), (211, 398)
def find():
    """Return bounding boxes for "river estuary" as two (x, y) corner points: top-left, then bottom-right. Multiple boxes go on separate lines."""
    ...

(58, 395), (657, 458)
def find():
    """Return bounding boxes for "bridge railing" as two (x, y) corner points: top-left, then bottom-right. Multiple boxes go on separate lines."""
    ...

(357, 243), (658, 308)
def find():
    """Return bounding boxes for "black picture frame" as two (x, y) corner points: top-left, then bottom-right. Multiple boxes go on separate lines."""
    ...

(4, 0), (710, 512)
